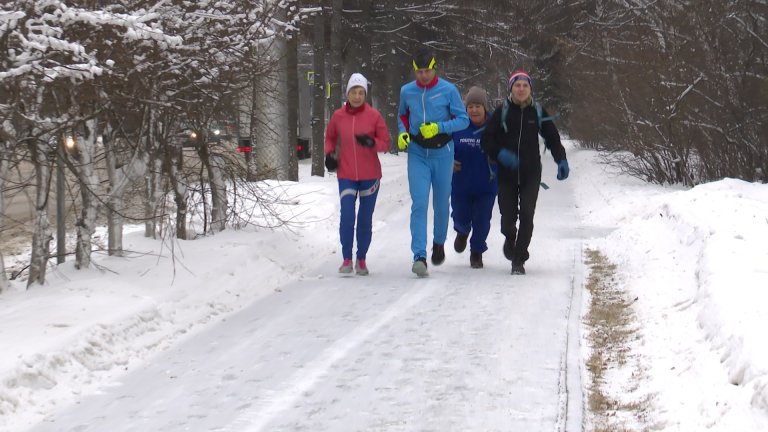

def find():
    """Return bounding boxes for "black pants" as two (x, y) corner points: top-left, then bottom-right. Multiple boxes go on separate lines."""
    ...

(497, 177), (540, 263)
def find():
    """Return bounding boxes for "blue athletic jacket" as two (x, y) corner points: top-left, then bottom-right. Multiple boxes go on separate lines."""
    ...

(452, 117), (498, 195)
(398, 76), (469, 159)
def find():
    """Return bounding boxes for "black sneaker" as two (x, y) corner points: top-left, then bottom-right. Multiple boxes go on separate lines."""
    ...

(454, 233), (468, 253)
(503, 237), (515, 261)
(470, 252), (483, 269)
(412, 257), (428, 277)
(511, 260), (526, 275)
(431, 243), (445, 266)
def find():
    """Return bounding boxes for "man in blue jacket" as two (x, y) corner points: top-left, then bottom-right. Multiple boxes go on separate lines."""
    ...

(397, 49), (469, 277)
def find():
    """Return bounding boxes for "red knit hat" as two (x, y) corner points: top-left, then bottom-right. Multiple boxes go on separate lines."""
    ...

(508, 70), (532, 90)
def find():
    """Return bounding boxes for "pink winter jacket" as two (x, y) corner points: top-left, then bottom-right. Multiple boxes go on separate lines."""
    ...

(324, 102), (391, 180)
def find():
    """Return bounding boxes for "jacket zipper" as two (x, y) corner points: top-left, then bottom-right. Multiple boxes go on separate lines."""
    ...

(421, 86), (428, 156)
(352, 114), (359, 180)
(516, 108), (524, 185)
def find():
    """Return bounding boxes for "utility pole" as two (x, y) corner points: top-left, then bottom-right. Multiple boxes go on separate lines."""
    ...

(56, 137), (68, 264)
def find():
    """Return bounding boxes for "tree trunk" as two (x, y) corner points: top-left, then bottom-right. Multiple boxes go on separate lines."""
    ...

(286, 0), (300, 181)
(196, 142), (227, 233)
(104, 131), (146, 257)
(208, 153), (227, 233)
(0, 141), (10, 292)
(329, 0), (343, 109)
(144, 106), (163, 238)
(27, 138), (52, 288)
(166, 143), (188, 239)
(345, 0), (372, 102)
(237, 79), (254, 181)
(104, 134), (123, 256)
(384, 23), (402, 152)
(311, 3), (327, 177)
(74, 119), (101, 270)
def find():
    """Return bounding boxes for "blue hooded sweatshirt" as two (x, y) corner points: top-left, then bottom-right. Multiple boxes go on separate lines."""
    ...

(451, 116), (498, 195)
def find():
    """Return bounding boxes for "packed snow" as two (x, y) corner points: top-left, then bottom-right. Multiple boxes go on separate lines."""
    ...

(1, 142), (766, 431)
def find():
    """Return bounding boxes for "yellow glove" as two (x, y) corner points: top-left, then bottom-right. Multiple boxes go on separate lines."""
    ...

(419, 122), (439, 139)
(397, 132), (410, 151)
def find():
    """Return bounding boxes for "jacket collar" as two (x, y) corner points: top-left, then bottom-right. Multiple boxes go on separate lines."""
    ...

(416, 75), (439, 89)
(344, 102), (366, 114)
(508, 95), (532, 108)
(470, 114), (490, 129)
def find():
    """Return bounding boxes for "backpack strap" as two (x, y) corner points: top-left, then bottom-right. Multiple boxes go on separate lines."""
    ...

(500, 99), (510, 134)
(501, 99), (559, 133)
(534, 100), (559, 153)
(534, 100), (559, 129)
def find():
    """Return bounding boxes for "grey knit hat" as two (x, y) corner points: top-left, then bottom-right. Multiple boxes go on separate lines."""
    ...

(463, 86), (488, 108)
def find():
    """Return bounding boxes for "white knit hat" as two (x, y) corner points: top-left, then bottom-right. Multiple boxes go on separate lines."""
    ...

(346, 73), (368, 96)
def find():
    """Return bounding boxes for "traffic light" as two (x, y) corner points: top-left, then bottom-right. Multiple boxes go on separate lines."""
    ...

(237, 138), (252, 154)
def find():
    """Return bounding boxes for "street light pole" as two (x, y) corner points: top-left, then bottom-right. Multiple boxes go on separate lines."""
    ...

(56, 139), (66, 264)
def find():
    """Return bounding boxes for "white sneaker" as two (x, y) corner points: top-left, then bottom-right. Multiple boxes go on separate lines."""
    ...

(411, 258), (428, 277)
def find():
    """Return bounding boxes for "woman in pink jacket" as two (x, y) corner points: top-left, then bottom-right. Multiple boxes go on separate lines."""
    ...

(324, 73), (391, 275)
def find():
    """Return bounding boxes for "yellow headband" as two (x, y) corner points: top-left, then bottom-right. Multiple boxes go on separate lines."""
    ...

(412, 57), (436, 71)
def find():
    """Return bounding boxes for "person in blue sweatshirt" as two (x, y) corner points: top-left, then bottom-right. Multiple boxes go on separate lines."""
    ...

(450, 86), (498, 269)
(397, 49), (469, 277)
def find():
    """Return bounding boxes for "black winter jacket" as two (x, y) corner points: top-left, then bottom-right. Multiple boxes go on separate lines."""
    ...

(481, 100), (566, 185)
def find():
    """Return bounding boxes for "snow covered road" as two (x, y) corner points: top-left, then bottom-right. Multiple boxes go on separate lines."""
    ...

(24, 154), (583, 432)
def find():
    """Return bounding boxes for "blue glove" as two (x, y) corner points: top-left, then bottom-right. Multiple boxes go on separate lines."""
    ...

(557, 159), (569, 180)
(497, 148), (519, 169)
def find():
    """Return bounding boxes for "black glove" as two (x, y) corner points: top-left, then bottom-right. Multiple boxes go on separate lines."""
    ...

(325, 153), (338, 172)
(355, 134), (375, 148)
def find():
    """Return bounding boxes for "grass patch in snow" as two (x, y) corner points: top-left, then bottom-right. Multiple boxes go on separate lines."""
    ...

(584, 248), (654, 432)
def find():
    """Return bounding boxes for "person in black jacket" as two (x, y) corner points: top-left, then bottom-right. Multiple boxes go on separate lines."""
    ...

(481, 70), (569, 275)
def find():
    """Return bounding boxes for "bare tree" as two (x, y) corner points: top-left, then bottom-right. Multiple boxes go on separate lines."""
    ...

(564, 0), (767, 184)
(1, 0), (316, 284)
(71, 118), (102, 269)
(329, 0), (344, 109)
(27, 136), (52, 287)
(0, 0), (109, 284)
(0, 135), (12, 292)
(310, 3), (327, 177)
(102, 111), (147, 256)
(286, 0), (301, 181)
(0, 75), (18, 290)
